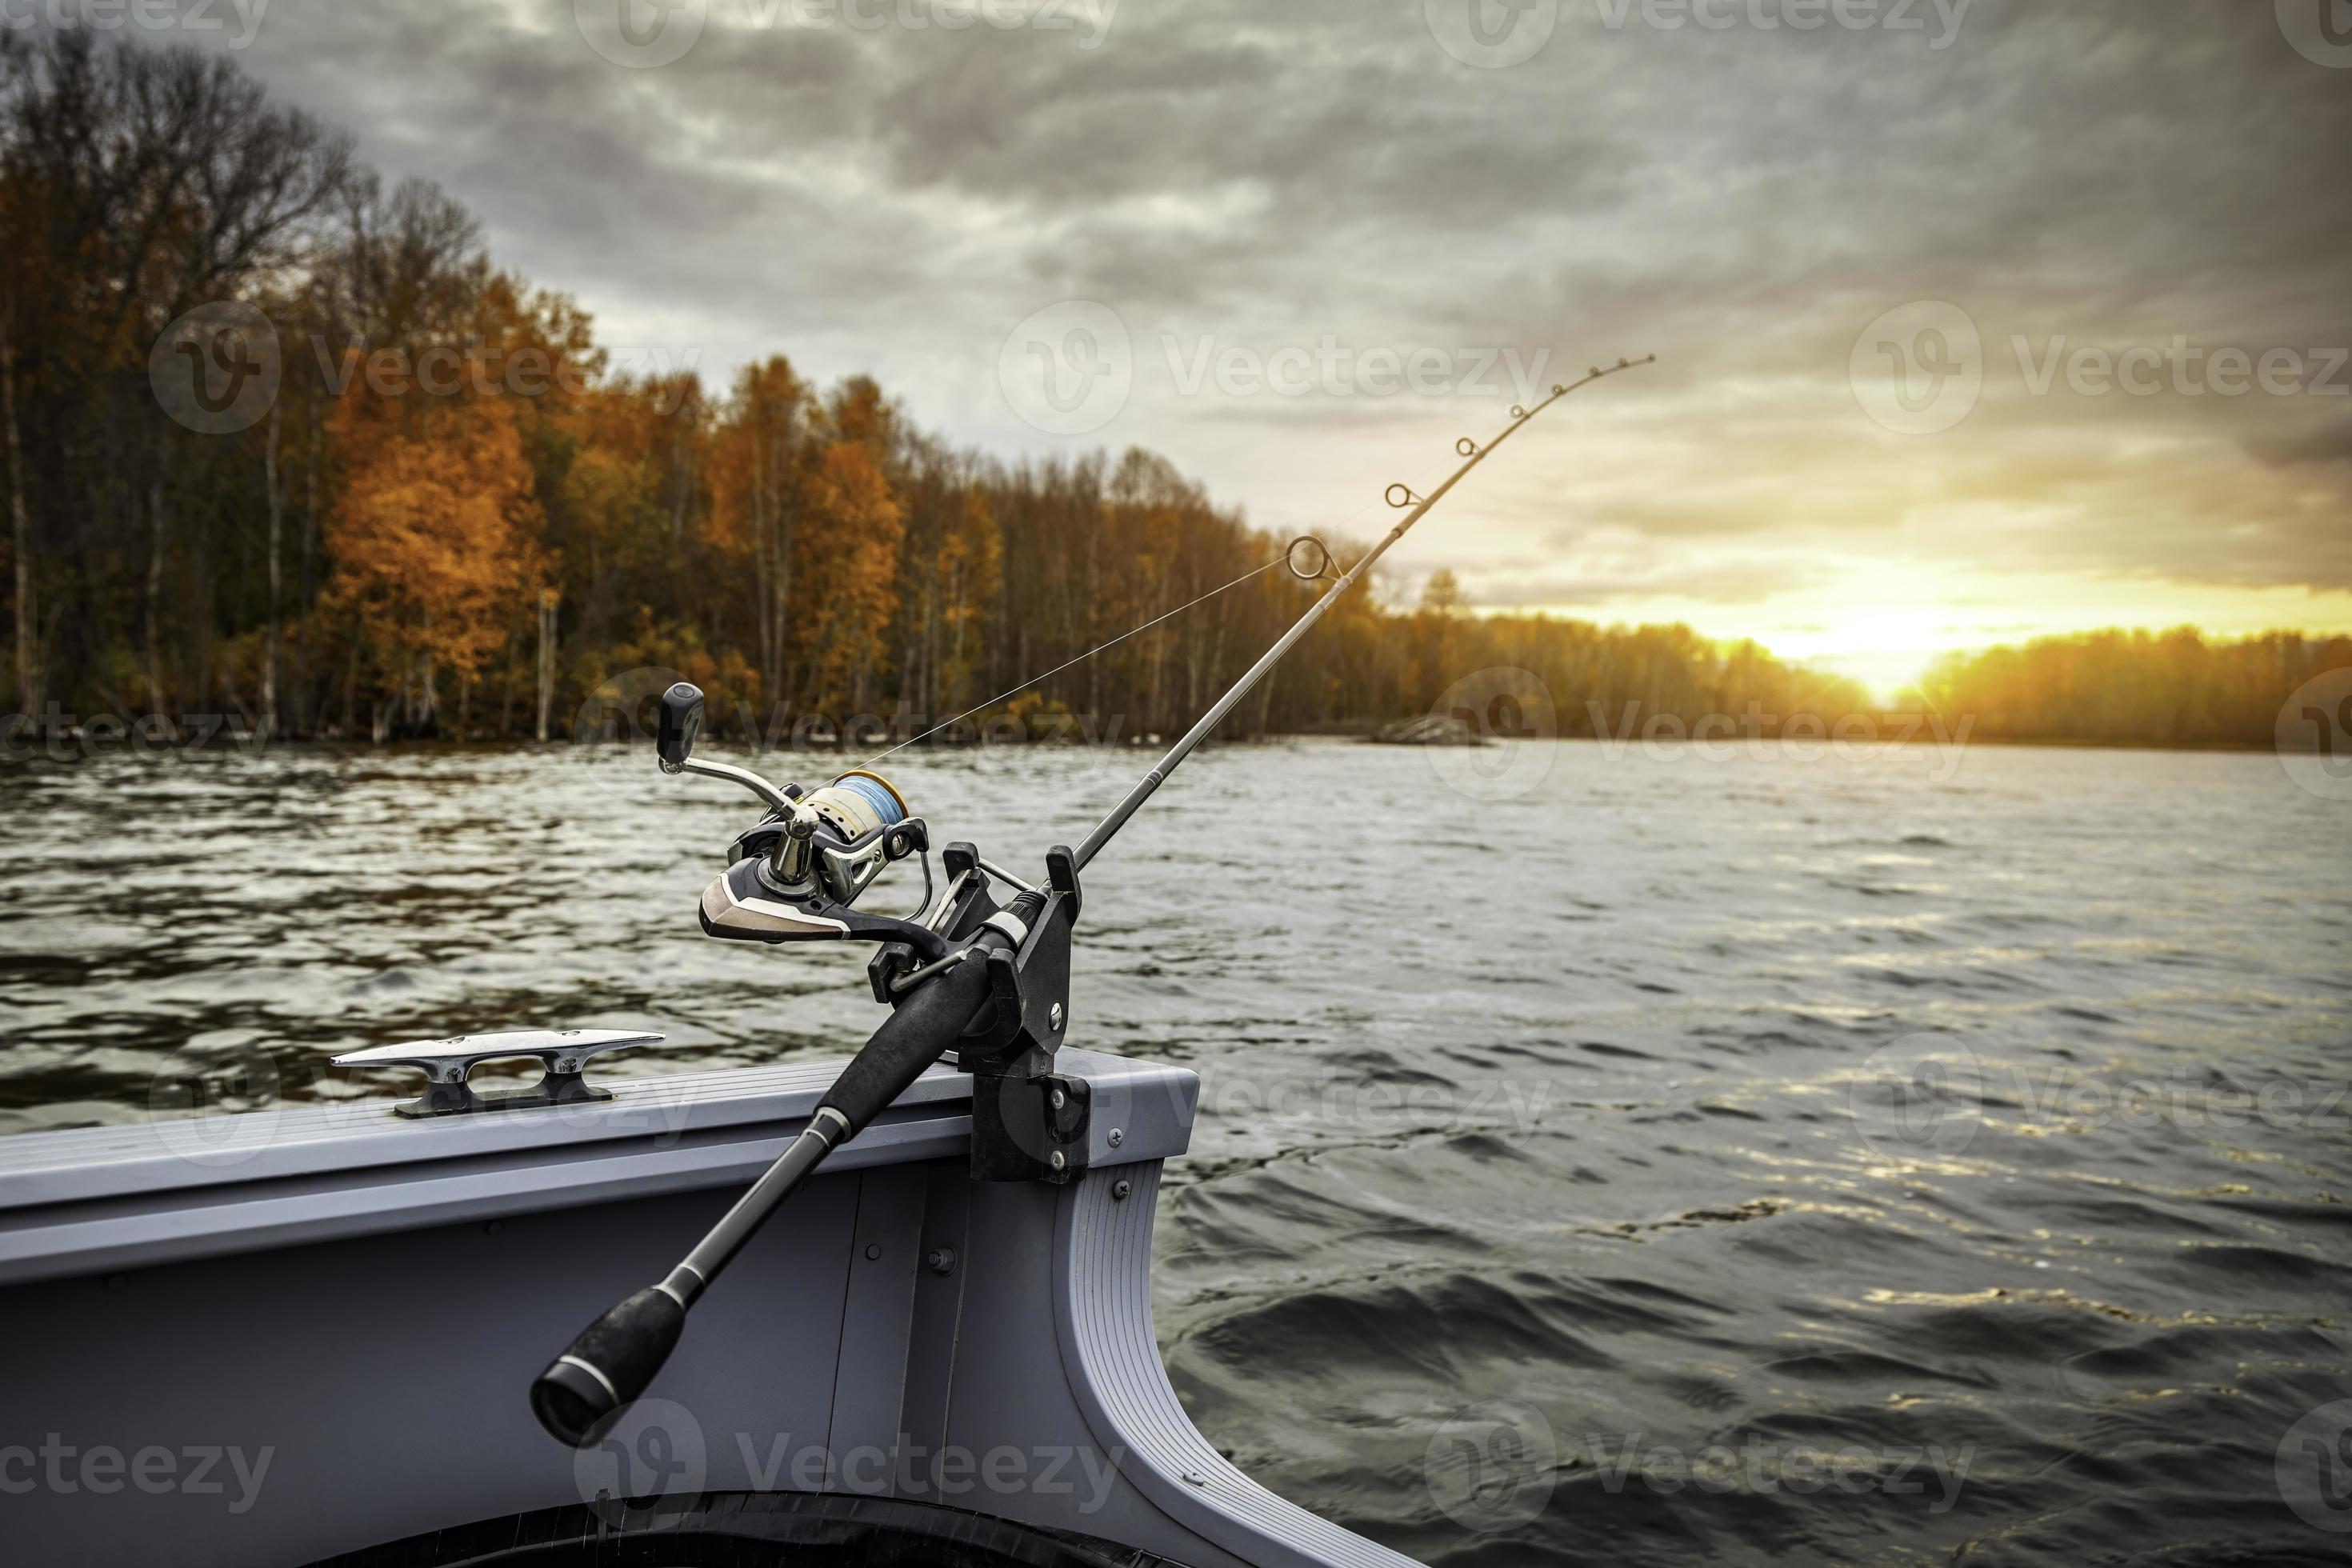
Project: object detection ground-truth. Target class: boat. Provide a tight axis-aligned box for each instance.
[0,361,1649,1566]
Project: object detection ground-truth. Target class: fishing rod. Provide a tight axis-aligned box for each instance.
[529,351,1656,1448]
[1076,354,1655,869]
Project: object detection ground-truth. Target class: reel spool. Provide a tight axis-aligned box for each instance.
[802,771,909,843]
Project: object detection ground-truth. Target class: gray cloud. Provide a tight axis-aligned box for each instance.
[138,0,2352,612]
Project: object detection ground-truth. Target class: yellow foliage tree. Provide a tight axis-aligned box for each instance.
[790,440,901,714]
[325,384,549,728]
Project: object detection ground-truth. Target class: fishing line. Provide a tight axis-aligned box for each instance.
[854,548,1305,768]
[861,357,1654,773]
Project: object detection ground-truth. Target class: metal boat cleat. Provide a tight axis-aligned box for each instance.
[330,1029,664,1118]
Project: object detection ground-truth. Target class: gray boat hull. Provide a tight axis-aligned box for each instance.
[0,1049,1424,1568]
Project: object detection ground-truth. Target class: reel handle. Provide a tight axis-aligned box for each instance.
[656,683,703,770]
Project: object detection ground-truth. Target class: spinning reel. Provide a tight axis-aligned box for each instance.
[656,684,972,968]
[651,680,1063,1006]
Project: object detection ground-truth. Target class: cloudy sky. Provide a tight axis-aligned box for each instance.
[137,0,2352,692]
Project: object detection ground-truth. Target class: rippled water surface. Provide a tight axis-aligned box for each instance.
[4,736,2349,1564]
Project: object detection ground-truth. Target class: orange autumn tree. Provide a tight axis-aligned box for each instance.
[790,440,902,714]
[934,482,1001,715]
[325,380,550,734]
[706,357,809,707]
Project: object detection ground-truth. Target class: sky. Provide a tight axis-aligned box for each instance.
[108,0,2352,696]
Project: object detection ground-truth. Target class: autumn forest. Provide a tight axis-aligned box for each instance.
[3,35,2344,758]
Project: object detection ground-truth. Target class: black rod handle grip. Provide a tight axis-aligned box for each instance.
[816,902,1035,1138]
[529,906,1033,1450]
[530,1286,686,1447]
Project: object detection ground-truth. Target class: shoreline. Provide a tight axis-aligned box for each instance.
[2,718,2298,762]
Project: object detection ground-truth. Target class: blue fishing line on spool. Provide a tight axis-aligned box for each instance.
[831,774,906,828]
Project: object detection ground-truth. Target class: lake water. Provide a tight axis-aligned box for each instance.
[3,734,2349,1564]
